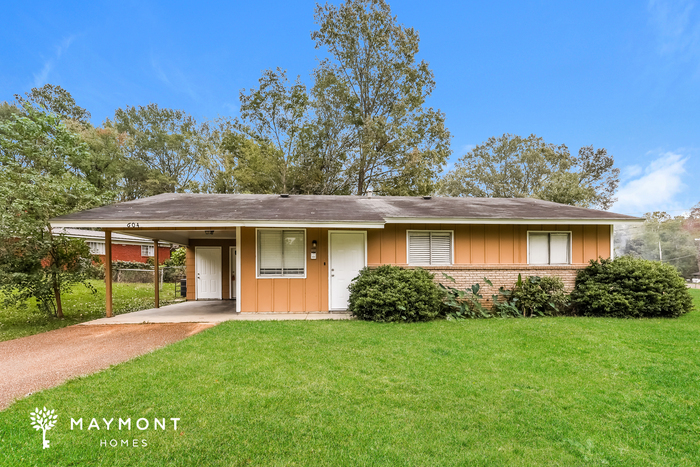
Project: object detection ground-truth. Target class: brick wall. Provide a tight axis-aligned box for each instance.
[408,264,582,308]
[97,244,171,264]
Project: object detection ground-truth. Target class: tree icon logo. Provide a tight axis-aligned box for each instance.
[29,407,58,449]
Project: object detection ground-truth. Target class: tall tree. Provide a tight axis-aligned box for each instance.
[238,68,310,194]
[108,104,207,195]
[0,106,103,317]
[15,84,91,124]
[311,0,451,195]
[439,134,620,210]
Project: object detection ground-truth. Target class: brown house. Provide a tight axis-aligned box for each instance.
[50,194,642,314]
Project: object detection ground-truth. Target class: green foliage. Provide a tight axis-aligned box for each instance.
[168,247,186,267]
[439,274,493,319]
[571,256,693,318]
[108,103,208,196]
[312,0,451,195]
[0,105,104,317]
[512,274,570,317]
[439,134,620,210]
[440,275,522,319]
[15,83,91,123]
[348,265,444,322]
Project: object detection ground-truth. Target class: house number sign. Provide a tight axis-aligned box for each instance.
[126,223,140,228]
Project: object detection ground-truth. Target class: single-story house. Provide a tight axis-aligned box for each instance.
[52,228,171,264]
[50,193,642,315]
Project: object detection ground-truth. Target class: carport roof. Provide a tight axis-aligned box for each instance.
[50,193,642,228]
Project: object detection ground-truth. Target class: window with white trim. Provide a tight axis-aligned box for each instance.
[528,232,571,265]
[141,245,154,257]
[257,229,305,277]
[407,231,453,265]
[87,241,105,255]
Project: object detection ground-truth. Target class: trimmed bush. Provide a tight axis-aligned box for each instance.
[348,265,444,322]
[512,275,570,317]
[571,256,693,318]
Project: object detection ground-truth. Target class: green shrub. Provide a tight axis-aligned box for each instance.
[571,256,693,318]
[348,265,444,322]
[512,275,570,317]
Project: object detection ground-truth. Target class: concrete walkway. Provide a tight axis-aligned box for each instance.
[82,300,352,324]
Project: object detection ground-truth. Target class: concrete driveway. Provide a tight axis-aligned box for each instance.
[82,300,352,324]
[0,323,213,410]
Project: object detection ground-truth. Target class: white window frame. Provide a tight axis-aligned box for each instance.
[406,230,454,266]
[141,245,154,257]
[87,241,105,255]
[527,231,572,265]
[255,228,307,279]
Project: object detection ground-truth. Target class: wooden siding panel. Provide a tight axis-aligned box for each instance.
[273,279,289,312]
[185,246,195,300]
[471,225,486,264]
[485,225,500,263]
[582,225,598,263]
[454,225,471,264]
[289,279,305,312]
[395,224,408,264]
[499,225,515,263]
[381,224,396,264]
[367,230,381,265]
[256,280,273,312]
[570,225,584,264]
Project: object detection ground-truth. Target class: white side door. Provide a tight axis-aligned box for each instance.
[330,232,366,310]
[230,246,236,299]
[196,247,221,300]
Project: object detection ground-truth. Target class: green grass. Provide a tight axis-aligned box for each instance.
[1,290,698,466]
[0,280,184,342]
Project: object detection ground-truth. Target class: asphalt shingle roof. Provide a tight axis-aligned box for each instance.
[51,193,640,224]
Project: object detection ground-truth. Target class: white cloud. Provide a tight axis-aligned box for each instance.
[151,55,200,101]
[612,152,687,214]
[33,36,75,88]
[648,0,700,58]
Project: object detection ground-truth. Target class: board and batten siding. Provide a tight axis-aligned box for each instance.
[239,227,331,313]
[366,224,611,266]
[191,224,611,312]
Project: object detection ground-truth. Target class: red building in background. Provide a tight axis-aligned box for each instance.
[52,228,171,264]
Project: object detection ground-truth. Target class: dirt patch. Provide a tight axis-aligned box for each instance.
[0,323,214,410]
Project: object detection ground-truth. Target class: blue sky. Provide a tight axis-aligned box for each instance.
[1,0,698,215]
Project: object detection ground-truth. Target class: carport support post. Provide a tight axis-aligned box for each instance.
[105,230,113,318]
[154,239,160,308]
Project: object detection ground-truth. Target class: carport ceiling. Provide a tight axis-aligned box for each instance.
[111,229,236,246]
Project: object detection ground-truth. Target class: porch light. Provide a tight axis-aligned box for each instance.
[205,230,215,235]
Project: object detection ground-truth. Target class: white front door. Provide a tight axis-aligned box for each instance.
[330,232,366,310]
[196,247,221,300]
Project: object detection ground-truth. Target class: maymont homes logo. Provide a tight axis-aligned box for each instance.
[29,407,181,449]
[29,407,58,449]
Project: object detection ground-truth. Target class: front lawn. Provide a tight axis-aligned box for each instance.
[0,280,184,342]
[1,290,698,466]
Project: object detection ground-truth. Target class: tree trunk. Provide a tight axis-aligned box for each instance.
[53,275,63,319]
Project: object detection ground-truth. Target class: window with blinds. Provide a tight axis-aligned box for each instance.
[407,231,453,265]
[87,241,105,255]
[141,245,154,257]
[258,229,305,277]
[528,232,571,265]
